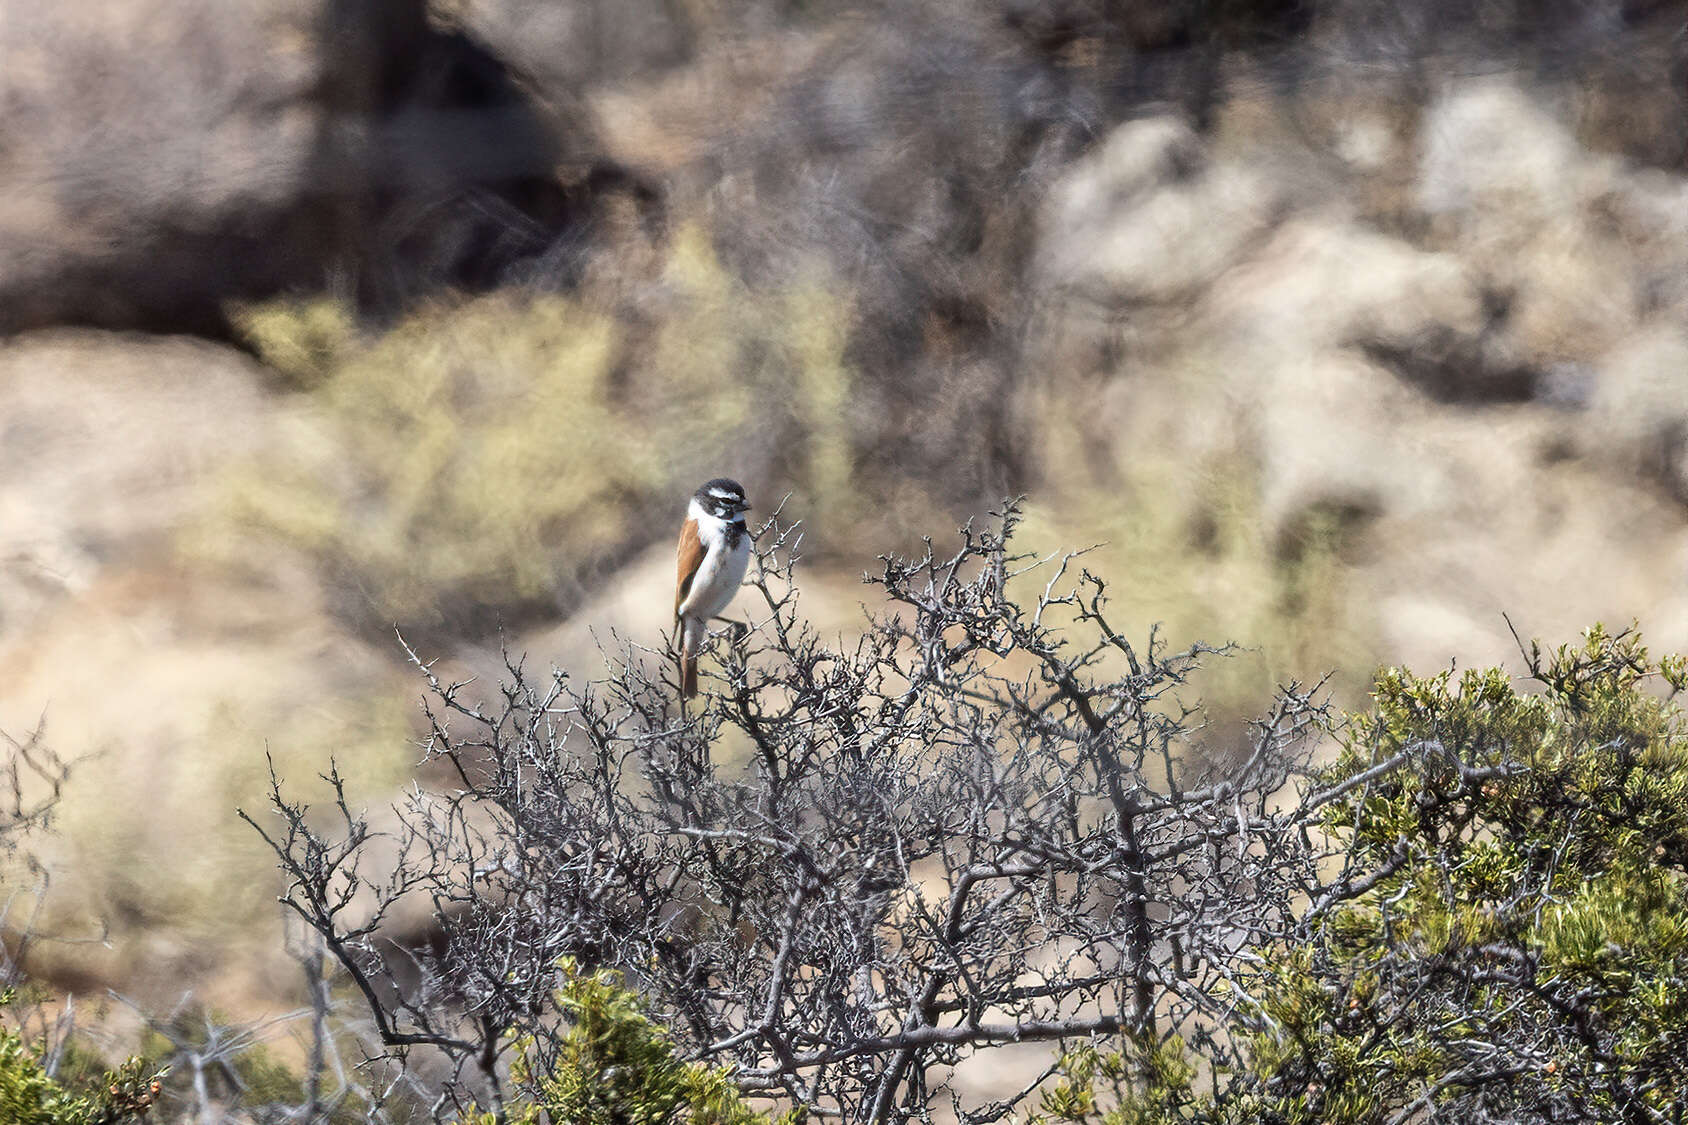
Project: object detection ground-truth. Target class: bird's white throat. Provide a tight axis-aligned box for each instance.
[688,497,744,542]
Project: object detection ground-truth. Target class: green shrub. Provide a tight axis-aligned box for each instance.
[1034,1039,1210,1125]
[1036,625,1688,1123]
[212,291,647,632]
[476,962,791,1125]
[0,995,165,1125]
[542,962,785,1125]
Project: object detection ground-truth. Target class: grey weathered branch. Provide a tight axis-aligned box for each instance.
[247,500,1335,1121]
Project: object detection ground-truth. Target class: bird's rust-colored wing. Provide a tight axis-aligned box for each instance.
[675,516,704,615]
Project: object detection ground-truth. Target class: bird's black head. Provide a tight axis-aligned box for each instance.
[695,477,751,521]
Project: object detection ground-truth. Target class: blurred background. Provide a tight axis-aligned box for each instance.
[1,0,1686,1067]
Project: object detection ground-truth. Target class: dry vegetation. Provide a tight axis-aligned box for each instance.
[206,227,857,637]
[0,0,1685,1114]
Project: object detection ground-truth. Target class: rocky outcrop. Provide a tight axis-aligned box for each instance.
[1029,78,1688,674]
[1038,118,1281,307]
[0,0,600,335]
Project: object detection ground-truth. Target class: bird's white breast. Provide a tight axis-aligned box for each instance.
[679,504,750,622]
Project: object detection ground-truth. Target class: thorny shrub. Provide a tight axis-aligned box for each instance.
[249,504,1688,1124]
[247,501,1330,1121]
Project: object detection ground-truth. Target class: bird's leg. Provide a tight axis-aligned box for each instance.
[712,616,751,646]
[675,625,690,716]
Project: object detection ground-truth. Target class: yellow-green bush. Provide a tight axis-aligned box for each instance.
[227,296,360,391]
[209,227,858,634]
[537,962,790,1125]
[1034,626,1688,1123]
[472,962,793,1125]
[0,995,164,1125]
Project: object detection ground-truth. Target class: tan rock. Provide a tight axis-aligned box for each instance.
[0,1,323,330]
[1586,323,1688,500]
[1496,225,1641,363]
[1038,117,1280,305]
[1417,80,1596,230]
[0,332,270,637]
[0,0,598,332]
[1376,594,1511,678]
[1251,352,1431,550]
[1209,216,1486,362]
[0,330,417,1017]
[0,560,417,1016]
[1414,79,1687,363]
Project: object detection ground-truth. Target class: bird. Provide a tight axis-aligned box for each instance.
[674,477,752,698]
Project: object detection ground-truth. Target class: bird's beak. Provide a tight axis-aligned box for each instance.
[737,501,753,513]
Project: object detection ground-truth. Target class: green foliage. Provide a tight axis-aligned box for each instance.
[1271,625,1688,1121]
[1033,1039,1214,1125]
[1038,625,1688,1123]
[0,1028,89,1125]
[221,1038,312,1110]
[492,961,789,1125]
[212,228,859,632]
[0,995,165,1125]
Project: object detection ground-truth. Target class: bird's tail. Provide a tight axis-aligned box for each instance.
[679,618,701,699]
[681,651,699,699]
